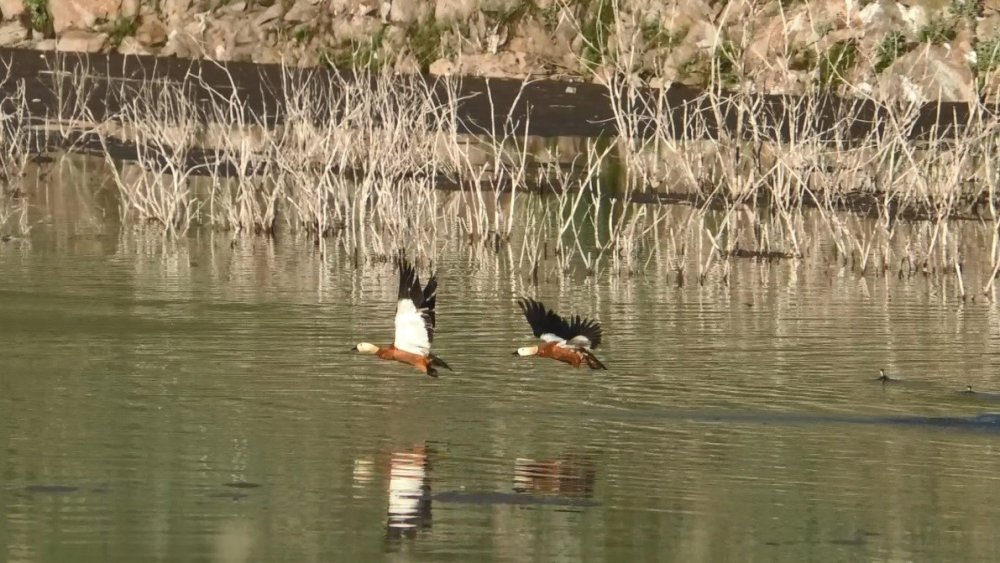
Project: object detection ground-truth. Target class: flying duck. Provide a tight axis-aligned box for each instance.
[352,258,452,377]
[513,297,607,370]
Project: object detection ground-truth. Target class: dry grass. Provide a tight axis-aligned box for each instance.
[1,10,999,301]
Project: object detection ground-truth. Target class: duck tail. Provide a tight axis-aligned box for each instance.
[582,350,607,370]
[429,354,452,372]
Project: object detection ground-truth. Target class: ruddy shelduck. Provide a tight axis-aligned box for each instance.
[352,258,452,377]
[513,297,607,370]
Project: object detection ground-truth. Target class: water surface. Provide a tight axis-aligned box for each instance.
[4,226,1000,562]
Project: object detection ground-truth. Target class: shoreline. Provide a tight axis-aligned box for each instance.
[0,46,997,142]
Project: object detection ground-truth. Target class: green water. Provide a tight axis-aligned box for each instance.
[4,226,1000,562]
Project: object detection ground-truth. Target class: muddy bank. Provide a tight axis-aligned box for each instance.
[1,47,998,143]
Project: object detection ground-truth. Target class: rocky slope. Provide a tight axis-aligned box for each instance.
[1,0,998,102]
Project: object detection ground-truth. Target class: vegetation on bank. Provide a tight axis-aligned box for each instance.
[5,0,1000,98]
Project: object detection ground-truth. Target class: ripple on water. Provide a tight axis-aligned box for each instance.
[5,237,1000,561]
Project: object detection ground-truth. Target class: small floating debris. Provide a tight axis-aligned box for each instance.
[957,386,1000,401]
[876,368,899,384]
[208,492,249,501]
[24,484,79,494]
[222,482,261,489]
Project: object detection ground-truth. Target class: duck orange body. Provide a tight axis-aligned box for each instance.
[514,298,607,370]
[374,346,438,374]
[532,340,605,369]
[353,258,452,377]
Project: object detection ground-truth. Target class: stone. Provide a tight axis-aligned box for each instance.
[394,52,421,73]
[253,3,284,27]
[204,21,236,59]
[56,29,109,52]
[233,19,260,45]
[743,7,817,70]
[117,35,151,55]
[284,0,317,22]
[0,18,26,45]
[388,0,431,24]
[897,3,927,36]
[429,57,454,75]
[35,38,56,49]
[162,0,192,27]
[251,44,283,64]
[329,15,382,42]
[160,30,201,58]
[51,0,122,34]
[977,14,1000,41]
[134,17,166,46]
[120,0,139,18]
[0,0,24,20]
[878,45,977,103]
[434,0,476,24]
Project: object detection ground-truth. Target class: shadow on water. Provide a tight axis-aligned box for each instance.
[625,407,1000,434]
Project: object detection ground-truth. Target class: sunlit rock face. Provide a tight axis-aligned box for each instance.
[2,0,993,102]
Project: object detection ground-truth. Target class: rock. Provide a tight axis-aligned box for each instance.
[0,0,24,20]
[120,0,139,18]
[329,15,382,42]
[160,30,201,58]
[134,17,166,46]
[252,44,283,64]
[976,14,1000,41]
[253,3,284,27]
[284,0,317,22]
[56,30,109,52]
[389,0,431,24]
[434,0,518,23]
[162,0,192,28]
[0,19,27,45]
[429,57,454,75]
[51,0,122,34]
[897,3,927,36]
[878,44,977,102]
[233,19,260,45]
[204,20,236,59]
[117,35,151,55]
[35,38,56,50]
[518,18,567,62]
[394,52,421,73]
[434,0,476,24]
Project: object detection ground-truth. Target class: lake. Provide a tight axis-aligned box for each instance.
[4,211,1000,562]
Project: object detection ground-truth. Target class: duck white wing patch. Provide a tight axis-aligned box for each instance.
[394,299,431,356]
[565,335,593,348]
[540,333,565,343]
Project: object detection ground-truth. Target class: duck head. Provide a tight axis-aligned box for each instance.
[353,342,379,354]
[513,345,539,357]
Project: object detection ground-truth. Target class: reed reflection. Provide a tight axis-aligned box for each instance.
[385,443,433,542]
[513,453,596,498]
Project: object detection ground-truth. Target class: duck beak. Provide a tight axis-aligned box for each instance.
[511,350,519,356]
[349,347,358,352]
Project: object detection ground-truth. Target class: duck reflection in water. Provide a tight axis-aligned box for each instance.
[385,444,433,542]
[513,453,596,498]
